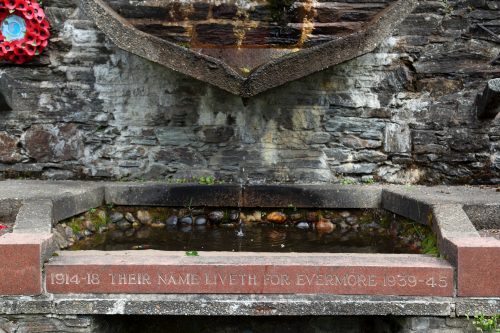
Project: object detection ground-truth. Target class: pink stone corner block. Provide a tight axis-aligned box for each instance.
[0,233,54,295]
[453,237,500,297]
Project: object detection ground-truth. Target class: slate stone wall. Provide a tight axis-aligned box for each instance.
[0,0,498,184]
[0,314,480,333]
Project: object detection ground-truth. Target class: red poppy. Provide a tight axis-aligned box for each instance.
[0,0,49,64]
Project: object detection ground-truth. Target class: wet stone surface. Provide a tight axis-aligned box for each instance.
[57,207,437,254]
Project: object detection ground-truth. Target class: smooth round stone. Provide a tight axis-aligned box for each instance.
[180,216,193,225]
[295,221,310,229]
[125,212,137,223]
[110,212,124,223]
[290,213,303,221]
[266,212,287,224]
[346,216,358,225]
[229,210,240,221]
[315,218,336,233]
[166,215,178,226]
[194,216,207,225]
[340,211,351,218]
[208,211,224,223]
[132,221,141,229]
[252,211,262,222]
[117,220,132,230]
[64,226,74,238]
[137,210,152,225]
[151,221,166,228]
[83,229,93,237]
[85,220,96,232]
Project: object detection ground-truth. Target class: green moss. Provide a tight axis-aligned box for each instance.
[68,219,82,234]
[88,210,109,230]
[421,234,439,256]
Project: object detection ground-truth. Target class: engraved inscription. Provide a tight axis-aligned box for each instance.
[47,270,451,291]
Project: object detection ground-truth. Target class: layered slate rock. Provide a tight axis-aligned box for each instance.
[80,0,417,96]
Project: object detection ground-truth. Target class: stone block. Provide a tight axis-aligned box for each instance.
[46,252,453,296]
[0,233,54,295]
[453,237,500,297]
[242,185,382,208]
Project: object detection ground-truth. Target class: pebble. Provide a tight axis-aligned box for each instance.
[295,221,310,229]
[266,212,287,224]
[229,210,240,222]
[315,218,336,233]
[110,212,124,223]
[98,226,108,233]
[125,212,137,223]
[208,211,224,223]
[166,215,178,226]
[85,220,96,232]
[340,211,351,218]
[137,210,152,225]
[252,211,262,222]
[346,216,358,226]
[180,216,193,225]
[64,226,74,238]
[194,216,207,225]
[132,221,141,229]
[151,221,166,228]
[84,229,93,237]
[290,213,303,221]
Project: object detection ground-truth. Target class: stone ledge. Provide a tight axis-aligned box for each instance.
[0,294,459,316]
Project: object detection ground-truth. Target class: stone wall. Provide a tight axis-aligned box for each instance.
[0,0,499,184]
[0,315,480,333]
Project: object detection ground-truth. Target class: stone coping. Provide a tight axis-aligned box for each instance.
[0,294,497,317]
[0,181,499,315]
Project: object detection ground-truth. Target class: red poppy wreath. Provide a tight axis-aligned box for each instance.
[0,0,49,64]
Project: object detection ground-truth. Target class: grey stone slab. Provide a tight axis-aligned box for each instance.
[431,205,479,241]
[242,185,383,208]
[381,189,433,225]
[51,187,105,222]
[0,181,103,203]
[382,186,500,207]
[0,294,455,316]
[13,199,54,234]
[105,183,242,207]
[455,298,500,317]
[462,204,500,229]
